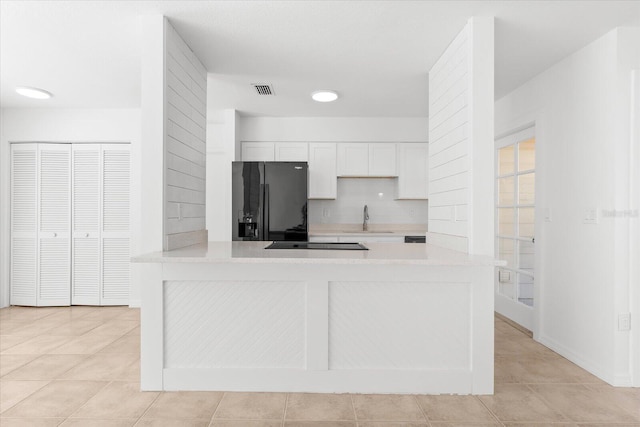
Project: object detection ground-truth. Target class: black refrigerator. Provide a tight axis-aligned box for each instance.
[232,161,308,241]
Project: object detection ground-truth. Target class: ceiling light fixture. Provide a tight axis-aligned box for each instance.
[311,90,338,102]
[15,86,53,99]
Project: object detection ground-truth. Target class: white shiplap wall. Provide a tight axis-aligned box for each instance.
[164,23,208,250]
[428,26,469,240]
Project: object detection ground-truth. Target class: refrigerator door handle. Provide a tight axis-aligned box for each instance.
[263,184,270,240]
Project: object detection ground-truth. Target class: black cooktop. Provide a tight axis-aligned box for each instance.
[264,241,368,250]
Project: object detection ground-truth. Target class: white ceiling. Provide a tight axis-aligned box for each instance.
[1,1,639,117]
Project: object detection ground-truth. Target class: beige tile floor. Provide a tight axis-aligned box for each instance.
[0,306,638,426]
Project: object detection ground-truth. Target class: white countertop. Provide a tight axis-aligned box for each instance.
[132,241,504,266]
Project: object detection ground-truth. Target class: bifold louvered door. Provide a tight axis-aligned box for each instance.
[72,144,130,306]
[11,143,71,306]
[100,144,130,305]
[11,143,130,307]
[71,145,101,305]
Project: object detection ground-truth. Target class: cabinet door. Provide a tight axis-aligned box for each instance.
[397,143,429,199]
[308,143,337,199]
[337,143,368,176]
[10,144,38,306]
[369,143,397,176]
[101,145,130,305]
[275,142,308,161]
[242,142,275,161]
[72,145,101,305]
[38,144,71,306]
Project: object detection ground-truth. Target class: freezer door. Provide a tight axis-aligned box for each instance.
[264,162,308,241]
[231,162,264,241]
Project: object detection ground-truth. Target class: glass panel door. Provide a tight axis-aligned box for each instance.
[496,130,536,329]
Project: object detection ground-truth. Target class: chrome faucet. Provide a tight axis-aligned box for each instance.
[363,205,369,231]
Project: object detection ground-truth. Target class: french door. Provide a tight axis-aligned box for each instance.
[495,127,536,330]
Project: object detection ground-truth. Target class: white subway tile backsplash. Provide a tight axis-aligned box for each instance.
[308,178,428,225]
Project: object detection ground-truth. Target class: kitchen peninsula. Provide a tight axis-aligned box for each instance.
[133,241,502,395]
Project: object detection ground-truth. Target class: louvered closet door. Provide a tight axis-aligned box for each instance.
[71,145,101,305]
[101,144,130,305]
[38,144,71,306]
[11,144,38,306]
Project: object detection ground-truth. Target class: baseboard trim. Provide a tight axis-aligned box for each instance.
[538,334,616,386]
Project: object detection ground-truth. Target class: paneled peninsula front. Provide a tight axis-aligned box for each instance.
[133,241,502,395]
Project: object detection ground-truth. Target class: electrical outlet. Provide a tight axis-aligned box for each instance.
[323,208,330,218]
[618,313,631,331]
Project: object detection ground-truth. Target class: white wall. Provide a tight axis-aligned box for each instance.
[164,22,208,250]
[240,117,428,143]
[0,108,141,308]
[427,17,494,255]
[495,27,640,386]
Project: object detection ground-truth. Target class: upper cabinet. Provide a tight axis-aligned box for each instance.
[337,143,397,177]
[308,143,337,199]
[241,142,275,161]
[241,142,308,162]
[396,143,429,199]
[336,143,368,176]
[368,143,397,176]
[275,142,308,161]
[239,141,427,200]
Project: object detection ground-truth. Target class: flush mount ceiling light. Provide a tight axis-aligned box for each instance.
[15,86,53,99]
[311,90,338,102]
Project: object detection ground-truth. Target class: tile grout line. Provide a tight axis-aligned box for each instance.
[131,384,163,427]
[206,391,224,427]
[350,394,358,425]
[413,394,432,426]
[282,392,290,427]
[475,394,505,426]
[523,383,575,423]
[209,391,226,425]
[0,378,52,415]
[64,379,115,422]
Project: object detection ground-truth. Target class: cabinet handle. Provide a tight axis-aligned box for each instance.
[53,233,57,237]
[85,233,90,238]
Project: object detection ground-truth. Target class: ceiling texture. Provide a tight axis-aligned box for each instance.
[1,0,639,117]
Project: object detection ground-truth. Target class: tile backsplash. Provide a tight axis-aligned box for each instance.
[309,178,428,225]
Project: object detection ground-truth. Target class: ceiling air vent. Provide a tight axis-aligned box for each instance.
[252,84,274,95]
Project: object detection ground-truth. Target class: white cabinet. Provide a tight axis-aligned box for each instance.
[10,143,130,307]
[337,143,397,177]
[368,143,397,176]
[396,143,429,199]
[275,142,308,161]
[242,142,308,162]
[308,143,337,199]
[241,142,275,161]
[337,143,368,176]
[11,143,71,306]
